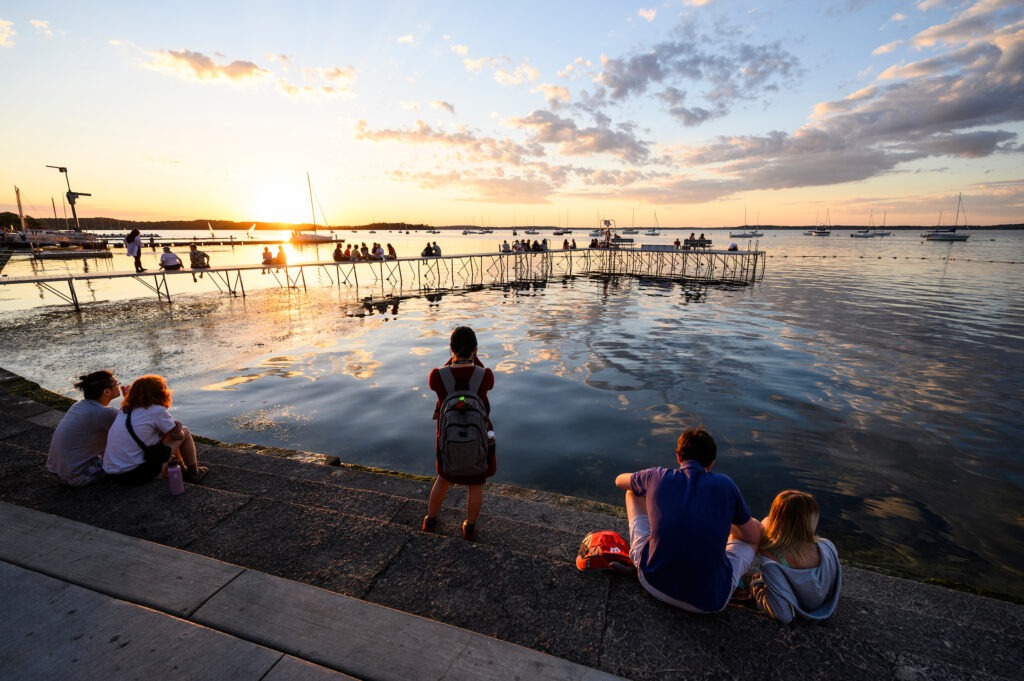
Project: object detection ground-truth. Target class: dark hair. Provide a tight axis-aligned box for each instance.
[676,426,717,467]
[125,228,140,243]
[74,370,117,400]
[450,326,478,359]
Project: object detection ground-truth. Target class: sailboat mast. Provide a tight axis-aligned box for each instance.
[15,186,26,232]
[307,172,316,230]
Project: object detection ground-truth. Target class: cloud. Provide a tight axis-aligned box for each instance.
[534,83,571,109]
[355,119,544,165]
[397,35,414,44]
[508,110,652,163]
[595,21,800,126]
[558,57,593,79]
[319,65,356,84]
[638,8,657,22]
[891,13,907,22]
[0,19,14,47]
[430,100,456,114]
[668,2,1024,198]
[873,41,903,55]
[30,19,52,37]
[149,49,270,83]
[450,43,468,56]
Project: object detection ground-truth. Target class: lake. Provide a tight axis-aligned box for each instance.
[2,227,1022,600]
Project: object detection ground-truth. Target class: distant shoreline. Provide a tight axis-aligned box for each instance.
[25,218,1024,232]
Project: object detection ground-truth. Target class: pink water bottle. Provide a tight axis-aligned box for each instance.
[168,461,185,495]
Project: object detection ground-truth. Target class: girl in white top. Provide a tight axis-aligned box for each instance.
[103,374,208,485]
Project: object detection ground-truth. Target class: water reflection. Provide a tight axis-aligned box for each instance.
[2,230,1023,599]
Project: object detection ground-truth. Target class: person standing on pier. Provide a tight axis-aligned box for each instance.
[46,370,123,486]
[615,426,761,613]
[125,229,145,272]
[423,326,496,542]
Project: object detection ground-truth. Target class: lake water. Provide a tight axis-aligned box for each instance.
[2,227,1022,600]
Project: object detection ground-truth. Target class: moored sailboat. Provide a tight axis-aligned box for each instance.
[922,194,970,242]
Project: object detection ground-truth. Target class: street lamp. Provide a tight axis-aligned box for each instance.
[46,165,91,232]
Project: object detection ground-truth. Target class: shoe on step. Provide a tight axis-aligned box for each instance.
[461,520,476,542]
[422,516,437,533]
[183,465,209,483]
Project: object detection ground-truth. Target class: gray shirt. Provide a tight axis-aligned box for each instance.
[754,538,842,624]
[46,399,117,486]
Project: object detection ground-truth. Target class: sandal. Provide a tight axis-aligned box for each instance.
[183,465,209,484]
[421,516,437,533]
[461,520,476,542]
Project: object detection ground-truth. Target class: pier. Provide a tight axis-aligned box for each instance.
[0,247,765,312]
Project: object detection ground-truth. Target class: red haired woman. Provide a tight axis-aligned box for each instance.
[103,374,208,485]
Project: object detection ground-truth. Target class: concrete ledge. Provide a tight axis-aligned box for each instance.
[0,502,624,681]
[0,502,243,618]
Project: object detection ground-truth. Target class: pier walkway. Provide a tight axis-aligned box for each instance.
[0,247,765,312]
[0,369,1020,680]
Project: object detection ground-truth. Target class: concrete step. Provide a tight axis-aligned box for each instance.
[0,502,623,681]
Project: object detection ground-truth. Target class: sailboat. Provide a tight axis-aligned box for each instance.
[730,207,763,238]
[290,173,335,243]
[922,194,970,242]
[805,209,832,236]
[850,211,892,238]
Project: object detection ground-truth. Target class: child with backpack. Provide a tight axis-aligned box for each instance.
[423,326,495,541]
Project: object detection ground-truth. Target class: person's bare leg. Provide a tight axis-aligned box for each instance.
[624,489,648,523]
[426,476,450,519]
[466,484,483,524]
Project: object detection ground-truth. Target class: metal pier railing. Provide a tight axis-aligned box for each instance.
[0,247,765,312]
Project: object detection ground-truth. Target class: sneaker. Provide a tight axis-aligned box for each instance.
[421,516,437,533]
[183,465,209,483]
[461,520,476,542]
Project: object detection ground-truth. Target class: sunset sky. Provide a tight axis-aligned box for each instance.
[1,1,1021,228]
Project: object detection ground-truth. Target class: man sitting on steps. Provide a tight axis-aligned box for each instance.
[46,370,123,487]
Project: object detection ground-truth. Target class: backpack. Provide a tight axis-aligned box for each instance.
[436,365,489,477]
[575,530,635,574]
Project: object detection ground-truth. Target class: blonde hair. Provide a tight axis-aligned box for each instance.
[761,490,819,555]
[122,374,173,411]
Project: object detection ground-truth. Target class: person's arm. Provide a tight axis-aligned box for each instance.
[731,516,762,547]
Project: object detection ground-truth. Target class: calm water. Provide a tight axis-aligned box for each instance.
[2,228,1022,599]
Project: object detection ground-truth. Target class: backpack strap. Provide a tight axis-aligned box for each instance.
[123,408,148,453]
[439,364,485,395]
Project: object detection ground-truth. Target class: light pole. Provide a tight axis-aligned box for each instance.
[46,165,91,232]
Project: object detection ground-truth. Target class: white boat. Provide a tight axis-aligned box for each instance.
[290,173,335,243]
[922,194,970,242]
[524,228,539,235]
[644,229,660,236]
[730,208,763,238]
[851,211,892,238]
[552,229,572,236]
[589,229,602,237]
[805,210,832,236]
[622,228,638,234]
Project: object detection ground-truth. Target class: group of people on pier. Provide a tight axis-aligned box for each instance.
[45,325,839,625]
[333,242,397,262]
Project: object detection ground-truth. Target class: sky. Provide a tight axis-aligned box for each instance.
[1,0,1022,228]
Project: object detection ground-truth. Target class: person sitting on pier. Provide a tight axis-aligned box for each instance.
[728,242,738,252]
[501,240,511,253]
[423,326,496,542]
[563,239,570,250]
[373,243,386,260]
[571,238,577,249]
[674,237,682,249]
[749,490,841,624]
[432,241,442,257]
[189,244,210,281]
[333,243,345,262]
[386,243,398,260]
[615,426,761,613]
[421,242,434,257]
[274,245,287,268]
[159,246,184,271]
[102,374,208,485]
[46,370,123,487]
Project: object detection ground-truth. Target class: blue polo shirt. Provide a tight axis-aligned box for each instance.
[630,460,752,611]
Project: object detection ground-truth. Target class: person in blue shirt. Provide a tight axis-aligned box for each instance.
[615,426,761,613]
